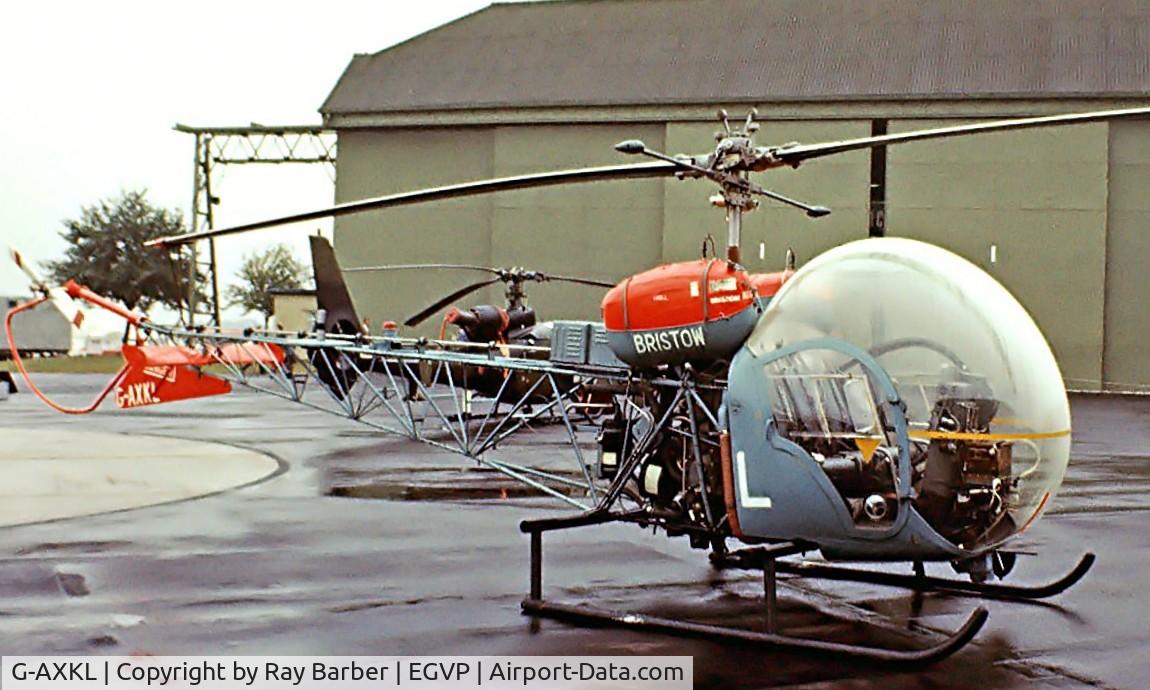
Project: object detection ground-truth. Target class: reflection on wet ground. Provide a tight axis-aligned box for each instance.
[1,377,1148,688]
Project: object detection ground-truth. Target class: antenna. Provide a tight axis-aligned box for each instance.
[744,108,759,134]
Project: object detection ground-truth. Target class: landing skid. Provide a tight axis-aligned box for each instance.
[520,514,988,665]
[521,598,987,666]
[713,548,1095,601]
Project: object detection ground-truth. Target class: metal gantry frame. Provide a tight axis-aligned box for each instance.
[174,124,337,326]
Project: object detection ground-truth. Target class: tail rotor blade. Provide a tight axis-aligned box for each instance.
[9,247,86,329]
[10,247,48,291]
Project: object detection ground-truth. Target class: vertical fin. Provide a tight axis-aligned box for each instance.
[309,235,363,335]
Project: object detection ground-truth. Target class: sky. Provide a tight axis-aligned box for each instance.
[0,0,495,321]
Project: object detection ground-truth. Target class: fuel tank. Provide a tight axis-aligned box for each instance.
[601,259,790,369]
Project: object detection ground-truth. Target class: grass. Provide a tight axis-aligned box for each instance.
[0,353,124,374]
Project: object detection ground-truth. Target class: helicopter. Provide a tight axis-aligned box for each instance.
[305,232,618,403]
[10,104,1150,664]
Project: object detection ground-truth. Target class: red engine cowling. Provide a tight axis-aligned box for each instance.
[602,259,788,369]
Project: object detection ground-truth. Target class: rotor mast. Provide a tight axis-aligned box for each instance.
[726,207,742,263]
[713,110,758,264]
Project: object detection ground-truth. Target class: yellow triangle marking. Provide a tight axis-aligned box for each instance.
[855,436,882,463]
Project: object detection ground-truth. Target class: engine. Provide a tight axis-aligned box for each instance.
[597,382,728,549]
[913,388,1015,547]
[449,305,537,343]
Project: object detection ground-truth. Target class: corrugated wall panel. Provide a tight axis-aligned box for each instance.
[490,123,667,322]
[333,128,496,331]
[331,111,1144,390]
[887,120,1109,388]
[1103,120,1150,391]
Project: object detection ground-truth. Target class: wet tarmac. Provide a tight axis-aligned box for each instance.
[1,374,1149,689]
[0,428,280,526]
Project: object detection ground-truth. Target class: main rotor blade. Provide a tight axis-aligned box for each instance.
[344,263,499,275]
[148,161,680,248]
[404,277,502,328]
[347,265,618,288]
[774,106,1150,166]
[543,274,617,289]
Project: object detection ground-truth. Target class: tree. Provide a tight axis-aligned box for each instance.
[48,190,201,314]
[226,244,309,328]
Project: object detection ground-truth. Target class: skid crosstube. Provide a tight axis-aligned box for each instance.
[520,516,989,666]
[713,548,1095,601]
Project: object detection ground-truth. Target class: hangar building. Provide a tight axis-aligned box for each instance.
[319,0,1150,392]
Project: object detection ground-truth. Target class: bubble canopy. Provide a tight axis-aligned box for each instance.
[744,238,1070,551]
